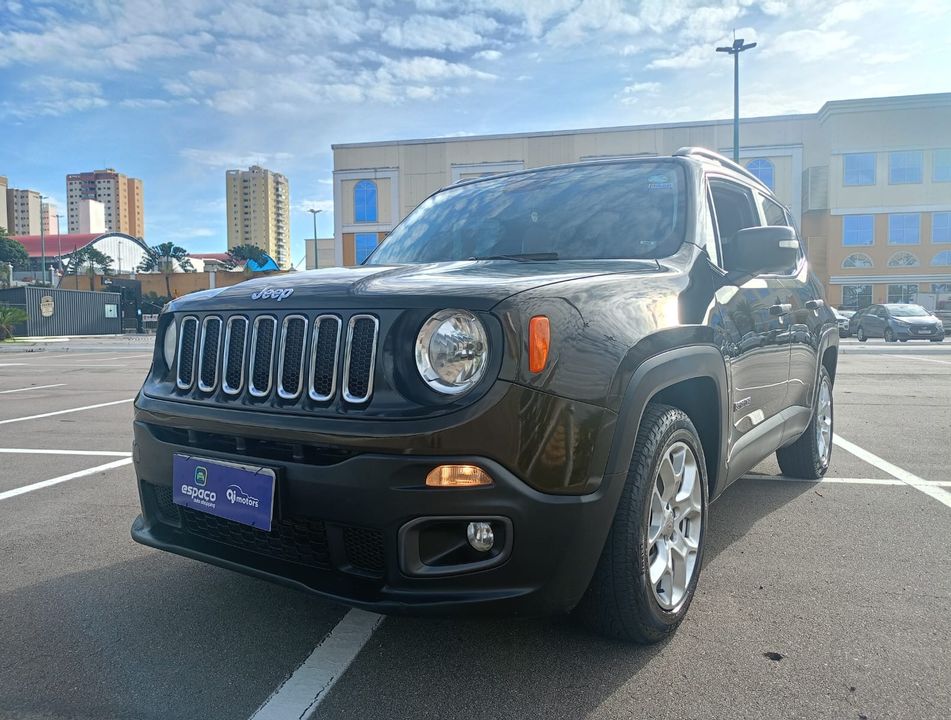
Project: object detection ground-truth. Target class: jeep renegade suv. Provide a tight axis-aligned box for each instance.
[131,148,838,643]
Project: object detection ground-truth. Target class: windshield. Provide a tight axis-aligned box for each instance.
[886,304,929,317]
[367,161,686,264]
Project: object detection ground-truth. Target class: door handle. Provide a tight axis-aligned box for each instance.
[769,303,792,316]
[805,299,825,310]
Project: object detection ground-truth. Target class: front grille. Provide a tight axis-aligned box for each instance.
[277,316,307,399]
[176,316,199,389]
[198,316,222,392]
[342,315,379,403]
[171,311,379,407]
[150,485,384,577]
[249,316,277,396]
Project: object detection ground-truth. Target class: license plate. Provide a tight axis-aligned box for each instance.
[916,327,929,334]
[172,454,276,531]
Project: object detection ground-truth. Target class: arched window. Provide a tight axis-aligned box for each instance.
[354,180,378,223]
[747,158,775,190]
[887,251,919,267]
[931,250,951,266]
[842,252,873,268]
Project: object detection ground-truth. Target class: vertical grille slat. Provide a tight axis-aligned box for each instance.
[342,315,379,404]
[176,316,199,389]
[277,316,308,399]
[222,317,248,395]
[249,316,277,397]
[309,315,342,402]
[198,316,222,392]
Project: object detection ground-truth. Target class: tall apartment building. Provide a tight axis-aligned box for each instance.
[226,165,291,269]
[0,176,8,231]
[332,92,951,307]
[66,168,144,237]
[5,187,41,235]
[41,202,59,235]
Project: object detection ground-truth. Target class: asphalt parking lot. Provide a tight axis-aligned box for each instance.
[1,337,948,720]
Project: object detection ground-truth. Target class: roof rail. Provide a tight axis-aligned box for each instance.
[673,147,770,191]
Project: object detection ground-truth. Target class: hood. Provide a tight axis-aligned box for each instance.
[167,260,663,312]
[893,315,937,325]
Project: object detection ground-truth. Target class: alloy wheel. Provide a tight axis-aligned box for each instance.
[815,377,833,467]
[646,441,703,611]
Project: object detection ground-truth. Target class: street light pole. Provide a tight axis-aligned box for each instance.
[716,37,757,163]
[56,214,64,269]
[308,208,323,269]
[39,195,48,286]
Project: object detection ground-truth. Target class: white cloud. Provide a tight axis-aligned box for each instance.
[382,14,498,52]
[764,29,856,60]
[180,148,293,169]
[474,49,503,61]
[616,81,662,105]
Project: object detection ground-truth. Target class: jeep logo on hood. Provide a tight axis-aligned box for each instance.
[250,287,294,301]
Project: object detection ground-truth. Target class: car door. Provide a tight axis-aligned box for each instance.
[758,196,822,410]
[865,305,885,337]
[708,178,792,445]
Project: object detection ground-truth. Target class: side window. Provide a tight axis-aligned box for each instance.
[760,196,787,226]
[709,179,759,270]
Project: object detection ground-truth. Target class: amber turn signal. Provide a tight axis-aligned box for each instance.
[529,315,550,373]
[426,465,493,487]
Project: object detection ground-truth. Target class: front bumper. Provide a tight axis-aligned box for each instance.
[892,324,944,340]
[130,384,623,616]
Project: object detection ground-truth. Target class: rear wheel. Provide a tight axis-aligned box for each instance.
[857,326,867,342]
[776,367,833,479]
[576,404,707,644]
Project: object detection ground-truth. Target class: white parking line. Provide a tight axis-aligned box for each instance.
[833,434,951,509]
[0,458,133,501]
[0,398,133,426]
[902,355,951,366]
[0,448,132,457]
[0,383,67,394]
[250,609,382,720]
[748,475,951,487]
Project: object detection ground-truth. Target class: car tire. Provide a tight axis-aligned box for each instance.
[931,338,944,343]
[576,403,708,644]
[857,326,867,342]
[776,367,834,480]
[885,328,896,342]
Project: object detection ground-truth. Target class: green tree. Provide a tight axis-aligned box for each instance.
[138,242,194,298]
[0,227,30,272]
[0,304,29,340]
[227,243,267,267]
[66,246,114,291]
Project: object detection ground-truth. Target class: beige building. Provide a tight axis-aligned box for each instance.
[5,187,42,235]
[332,92,951,307]
[66,168,144,237]
[226,165,291,269]
[304,237,336,270]
[0,176,7,231]
[41,202,59,235]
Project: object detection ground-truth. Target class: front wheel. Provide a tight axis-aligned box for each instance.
[777,367,833,479]
[857,326,867,342]
[576,404,708,643]
[931,338,944,343]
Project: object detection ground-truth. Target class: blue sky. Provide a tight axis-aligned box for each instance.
[1,0,948,266]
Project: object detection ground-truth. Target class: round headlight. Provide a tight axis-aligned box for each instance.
[415,309,488,395]
[163,318,177,370]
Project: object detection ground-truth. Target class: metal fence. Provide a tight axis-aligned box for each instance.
[0,286,124,337]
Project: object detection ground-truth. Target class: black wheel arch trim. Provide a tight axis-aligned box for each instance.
[603,344,730,500]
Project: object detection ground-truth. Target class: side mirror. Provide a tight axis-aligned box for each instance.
[725,225,799,278]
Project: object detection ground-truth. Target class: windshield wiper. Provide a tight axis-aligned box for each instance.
[468,252,560,262]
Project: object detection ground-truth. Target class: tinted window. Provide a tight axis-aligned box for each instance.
[368,162,687,264]
[843,153,876,186]
[843,215,874,246]
[760,196,787,226]
[889,151,923,184]
[885,304,929,317]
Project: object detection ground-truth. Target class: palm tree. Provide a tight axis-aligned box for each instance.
[0,304,29,340]
[139,242,194,298]
[227,244,266,274]
[66,247,114,290]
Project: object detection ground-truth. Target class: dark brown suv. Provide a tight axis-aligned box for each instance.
[131,148,838,642]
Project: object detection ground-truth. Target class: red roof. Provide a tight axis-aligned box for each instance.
[12,234,100,257]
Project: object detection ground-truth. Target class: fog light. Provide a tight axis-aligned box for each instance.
[467,522,494,552]
[426,464,492,487]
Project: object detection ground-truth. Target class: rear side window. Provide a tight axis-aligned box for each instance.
[760,196,787,226]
